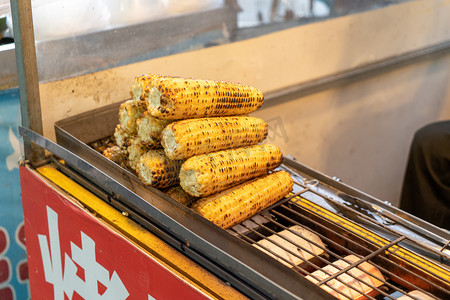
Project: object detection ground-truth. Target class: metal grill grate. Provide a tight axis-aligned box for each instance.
[228,166,450,300]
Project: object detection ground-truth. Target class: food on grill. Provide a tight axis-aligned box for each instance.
[306,255,385,300]
[165,186,197,206]
[191,171,293,229]
[136,111,173,148]
[114,125,131,148]
[127,137,152,170]
[136,149,183,189]
[161,116,268,160]
[144,76,264,119]
[131,74,174,101]
[102,146,127,167]
[253,225,325,268]
[118,99,147,135]
[90,136,116,154]
[398,290,436,300]
[179,144,283,197]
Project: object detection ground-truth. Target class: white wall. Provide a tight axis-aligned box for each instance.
[253,55,450,205]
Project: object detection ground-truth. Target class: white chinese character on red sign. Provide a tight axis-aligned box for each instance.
[38,206,129,299]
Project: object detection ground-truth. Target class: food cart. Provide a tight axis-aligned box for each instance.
[9,0,450,298]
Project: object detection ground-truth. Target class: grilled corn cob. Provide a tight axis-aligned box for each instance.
[165,186,197,206]
[179,144,283,197]
[102,146,128,168]
[127,137,152,170]
[145,76,264,119]
[118,99,147,135]
[114,125,131,148]
[161,116,268,160]
[130,74,175,101]
[192,171,293,229]
[136,149,183,189]
[136,111,173,148]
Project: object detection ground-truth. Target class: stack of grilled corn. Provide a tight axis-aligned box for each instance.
[103,74,293,229]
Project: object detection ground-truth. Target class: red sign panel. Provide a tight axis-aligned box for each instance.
[20,166,209,300]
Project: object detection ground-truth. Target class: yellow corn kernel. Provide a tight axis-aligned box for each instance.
[192,171,293,229]
[145,76,264,119]
[130,74,175,101]
[136,149,184,189]
[102,146,128,168]
[127,137,152,171]
[114,124,131,148]
[165,186,197,206]
[118,99,147,135]
[161,116,268,160]
[136,111,173,149]
[179,144,283,197]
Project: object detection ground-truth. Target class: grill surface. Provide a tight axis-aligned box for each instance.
[42,101,450,299]
[229,164,450,299]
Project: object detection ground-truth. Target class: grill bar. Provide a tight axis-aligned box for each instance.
[289,173,450,272]
[441,240,450,253]
[228,169,450,300]
[251,208,395,298]
[234,229,308,273]
[287,194,450,287]
[315,236,404,285]
[269,209,354,257]
[237,226,373,300]
[239,219,393,300]
[284,164,450,261]
[292,178,450,263]
[251,220,330,267]
[282,198,450,297]
[268,209,414,299]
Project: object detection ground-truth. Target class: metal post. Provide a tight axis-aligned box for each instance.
[10,0,44,165]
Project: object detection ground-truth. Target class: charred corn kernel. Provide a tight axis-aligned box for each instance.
[127,137,152,170]
[136,149,184,189]
[192,171,293,229]
[179,144,283,197]
[130,74,175,101]
[114,124,131,148]
[165,186,197,206]
[102,146,128,168]
[145,76,264,119]
[136,111,173,148]
[161,116,268,160]
[118,99,147,135]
